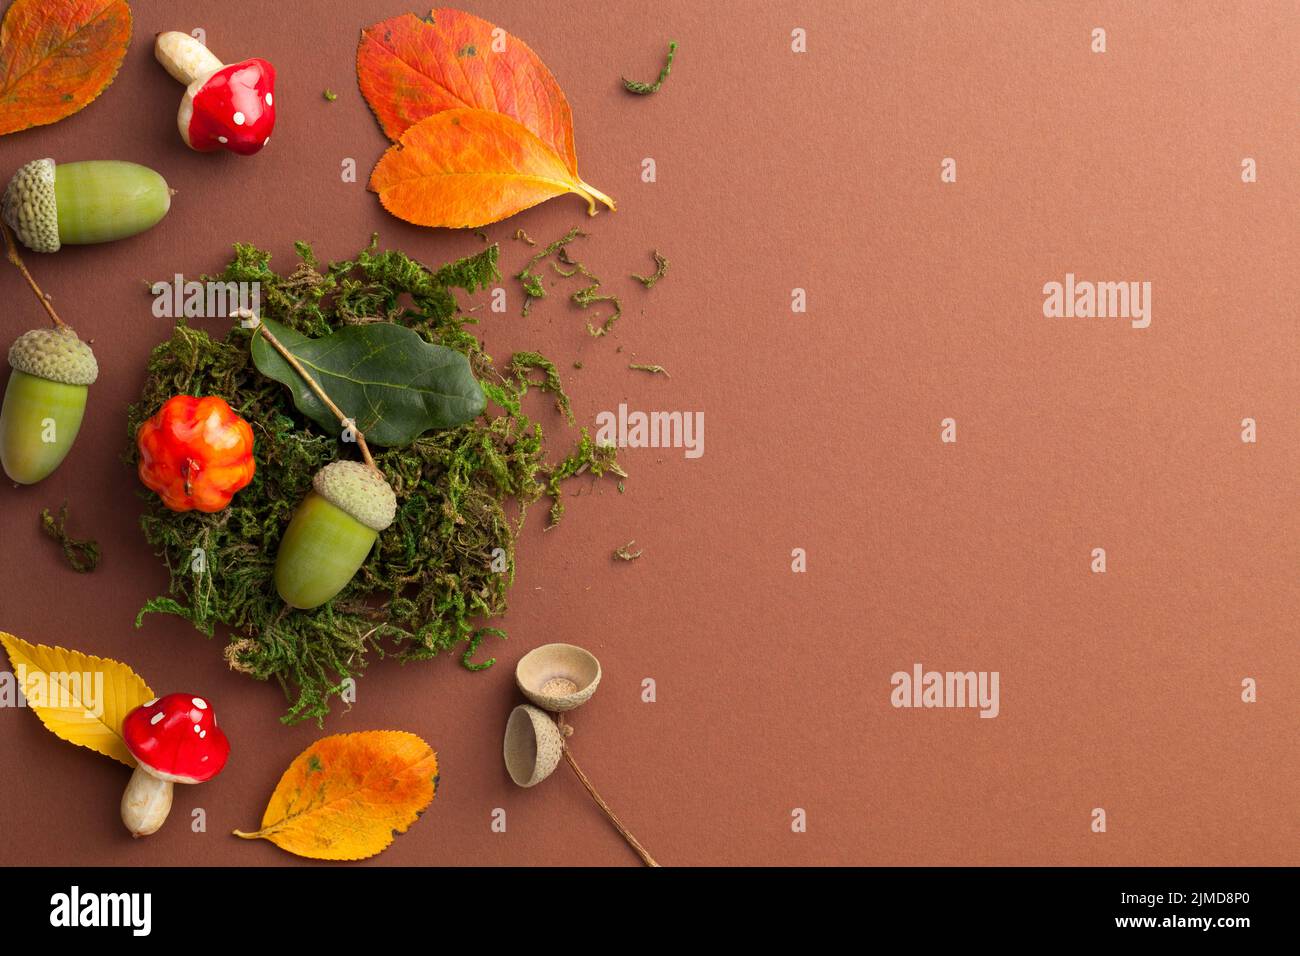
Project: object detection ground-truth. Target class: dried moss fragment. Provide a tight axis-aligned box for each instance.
[40,503,100,573]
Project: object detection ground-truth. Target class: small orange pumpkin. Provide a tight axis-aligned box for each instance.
[137,395,255,512]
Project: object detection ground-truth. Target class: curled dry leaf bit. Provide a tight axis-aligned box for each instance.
[628,363,670,378]
[234,731,438,861]
[613,540,643,561]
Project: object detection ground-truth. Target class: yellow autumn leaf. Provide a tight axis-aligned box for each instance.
[0,631,154,767]
[234,730,439,861]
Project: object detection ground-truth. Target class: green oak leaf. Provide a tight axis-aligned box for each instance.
[250,317,485,446]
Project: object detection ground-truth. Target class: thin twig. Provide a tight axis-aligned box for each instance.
[558,715,660,867]
[3,221,68,330]
[237,310,378,472]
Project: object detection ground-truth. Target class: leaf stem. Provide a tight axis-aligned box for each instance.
[239,311,379,473]
[575,179,617,215]
[557,715,660,867]
[2,221,69,330]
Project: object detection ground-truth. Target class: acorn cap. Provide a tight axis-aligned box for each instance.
[515,643,602,713]
[312,460,396,532]
[504,704,564,788]
[8,328,98,386]
[3,159,60,253]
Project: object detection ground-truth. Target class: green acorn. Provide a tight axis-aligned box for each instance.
[0,328,98,484]
[3,158,172,252]
[274,460,397,610]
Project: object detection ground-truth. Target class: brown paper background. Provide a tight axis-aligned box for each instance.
[0,0,1296,867]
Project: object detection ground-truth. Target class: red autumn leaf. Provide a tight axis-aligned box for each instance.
[0,0,132,137]
[357,8,576,168]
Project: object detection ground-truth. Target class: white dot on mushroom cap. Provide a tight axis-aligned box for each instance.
[265,93,273,107]
[263,137,270,147]
[218,136,228,144]
[200,730,207,739]
[233,111,246,126]
[193,724,201,733]
[150,712,164,726]
[145,698,158,707]
[192,697,207,710]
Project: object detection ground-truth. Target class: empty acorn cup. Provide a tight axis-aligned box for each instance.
[515,643,602,712]
[502,642,660,866]
[503,704,564,788]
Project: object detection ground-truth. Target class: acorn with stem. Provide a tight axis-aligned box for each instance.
[0,224,97,484]
[236,311,397,610]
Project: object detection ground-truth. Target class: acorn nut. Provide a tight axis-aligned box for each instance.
[2,158,172,252]
[274,460,398,610]
[0,328,98,484]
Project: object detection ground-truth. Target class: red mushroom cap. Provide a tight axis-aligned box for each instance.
[122,693,230,784]
[185,58,276,155]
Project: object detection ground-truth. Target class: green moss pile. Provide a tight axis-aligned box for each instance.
[126,238,622,723]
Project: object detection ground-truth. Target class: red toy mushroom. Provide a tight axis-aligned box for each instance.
[154,31,276,155]
[120,693,230,837]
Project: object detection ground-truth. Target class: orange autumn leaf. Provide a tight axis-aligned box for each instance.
[233,731,439,861]
[370,107,614,228]
[0,0,132,137]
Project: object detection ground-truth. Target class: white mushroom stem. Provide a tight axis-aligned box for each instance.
[155,31,224,86]
[121,764,174,838]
